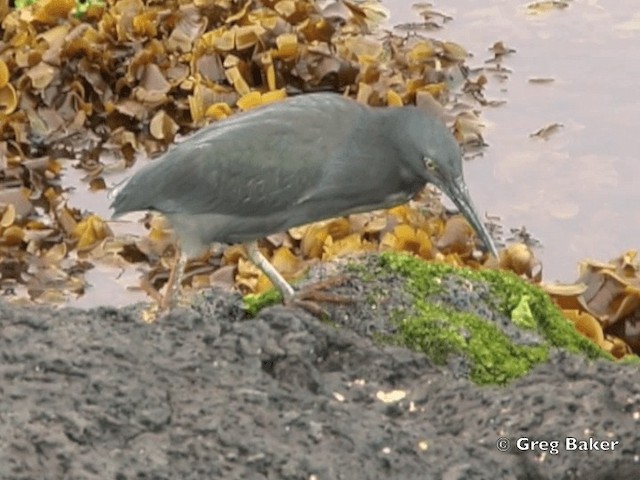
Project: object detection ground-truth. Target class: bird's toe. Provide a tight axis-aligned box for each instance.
[284,274,354,318]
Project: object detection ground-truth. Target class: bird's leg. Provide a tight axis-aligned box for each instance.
[245,241,295,299]
[160,248,188,310]
[244,241,352,317]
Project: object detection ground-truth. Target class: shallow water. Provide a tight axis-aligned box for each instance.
[388,0,640,282]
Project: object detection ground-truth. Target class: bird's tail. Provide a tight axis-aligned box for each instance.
[108,177,132,217]
[108,177,130,201]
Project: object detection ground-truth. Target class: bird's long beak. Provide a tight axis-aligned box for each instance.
[445,177,499,258]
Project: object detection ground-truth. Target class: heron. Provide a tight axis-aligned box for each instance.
[111,93,497,309]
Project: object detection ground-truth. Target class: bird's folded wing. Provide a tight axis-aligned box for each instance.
[112,95,364,218]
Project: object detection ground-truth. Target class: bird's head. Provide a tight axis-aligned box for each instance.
[402,107,499,257]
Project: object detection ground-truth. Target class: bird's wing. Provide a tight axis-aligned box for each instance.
[112,94,365,218]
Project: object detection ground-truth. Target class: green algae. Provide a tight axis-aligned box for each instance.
[15,0,105,17]
[378,252,612,384]
[243,289,282,316]
[511,295,537,330]
[399,299,549,385]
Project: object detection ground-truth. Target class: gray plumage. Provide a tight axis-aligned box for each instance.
[111,93,495,260]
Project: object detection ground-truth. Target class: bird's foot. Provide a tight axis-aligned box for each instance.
[284,275,353,318]
[139,274,189,318]
[139,277,177,312]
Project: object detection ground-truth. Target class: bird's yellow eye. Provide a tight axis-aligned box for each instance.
[425,158,437,170]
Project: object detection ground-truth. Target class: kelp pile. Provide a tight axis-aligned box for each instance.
[544,251,640,359]
[0,0,490,302]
